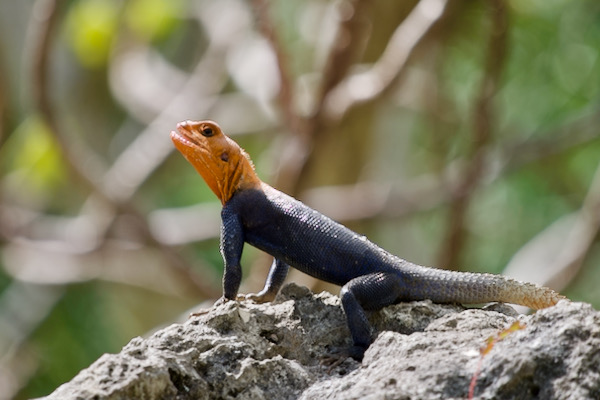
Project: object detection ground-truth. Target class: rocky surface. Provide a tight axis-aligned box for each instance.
[41,283,599,400]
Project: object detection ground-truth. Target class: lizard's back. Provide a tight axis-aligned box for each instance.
[224,184,400,286]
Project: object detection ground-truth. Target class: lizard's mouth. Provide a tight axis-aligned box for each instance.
[171,122,203,148]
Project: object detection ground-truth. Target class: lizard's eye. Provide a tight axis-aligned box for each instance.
[201,126,214,137]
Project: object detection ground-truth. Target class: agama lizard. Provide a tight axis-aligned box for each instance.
[170,120,566,361]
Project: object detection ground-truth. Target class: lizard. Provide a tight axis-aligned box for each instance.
[170,119,566,361]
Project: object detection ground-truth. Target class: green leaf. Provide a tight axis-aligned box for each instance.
[65,0,120,68]
[1,116,66,192]
[125,0,183,42]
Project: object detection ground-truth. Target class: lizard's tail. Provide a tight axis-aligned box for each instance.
[405,266,566,309]
[491,275,566,309]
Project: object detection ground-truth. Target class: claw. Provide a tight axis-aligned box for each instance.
[189,308,210,317]
[189,296,233,318]
[320,345,365,373]
[237,291,276,303]
[320,353,349,372]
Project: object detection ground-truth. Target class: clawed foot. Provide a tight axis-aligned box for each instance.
[189,309,210,317]
[188,291,277,318]
[320,354,348,371]
[236,291,276,304]
[320,345,365,372]
[189,296,233,317]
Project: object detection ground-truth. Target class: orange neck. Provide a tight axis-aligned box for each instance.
[196,149,260,204]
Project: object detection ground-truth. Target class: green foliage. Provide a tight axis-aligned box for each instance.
[568,245,600,306]
[467,170,573,274]
[0,116,66,197]
[146,155,217,208]
[24,284,118,398]
[565,140,600,192]
[125,0,184,42]
[501,1,600,132]
[21,281,198,399]
[65,0,120,68]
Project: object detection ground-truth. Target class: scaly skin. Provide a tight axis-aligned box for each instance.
[171,120,566,360]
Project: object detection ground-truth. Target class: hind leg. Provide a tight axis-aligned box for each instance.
[338,272,403,361]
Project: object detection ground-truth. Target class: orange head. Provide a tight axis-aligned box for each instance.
[170,120,261,204]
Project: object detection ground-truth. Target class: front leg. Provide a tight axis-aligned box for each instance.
[190,211,244,318]
[239,258,290,303]
[220,209,245,300]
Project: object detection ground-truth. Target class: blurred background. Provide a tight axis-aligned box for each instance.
[1,0,600,397]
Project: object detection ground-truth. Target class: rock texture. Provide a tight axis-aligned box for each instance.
[41,283,599,400]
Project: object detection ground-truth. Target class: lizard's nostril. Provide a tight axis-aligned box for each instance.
[188,121,203,129]
[177,120,202,133]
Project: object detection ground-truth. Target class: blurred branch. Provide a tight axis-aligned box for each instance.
[274,0,373,194]
[303,107,600,221]
[0,281,64,400]
[437,0,508,268]
[499,110,600,171]
[0,281,63,354]
[0,46,5,149]
[0,207,221,300]
[323,0,448,122]
[314,0,372,118]
[2,240,206,297]
[544,159,600,290]
[503,154,600,296]
[148,203,222,245]
[274,0,450,197]
[0,46,5,221]
[251,0,299,134]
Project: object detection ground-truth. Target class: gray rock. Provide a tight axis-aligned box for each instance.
[40,283,599,400]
